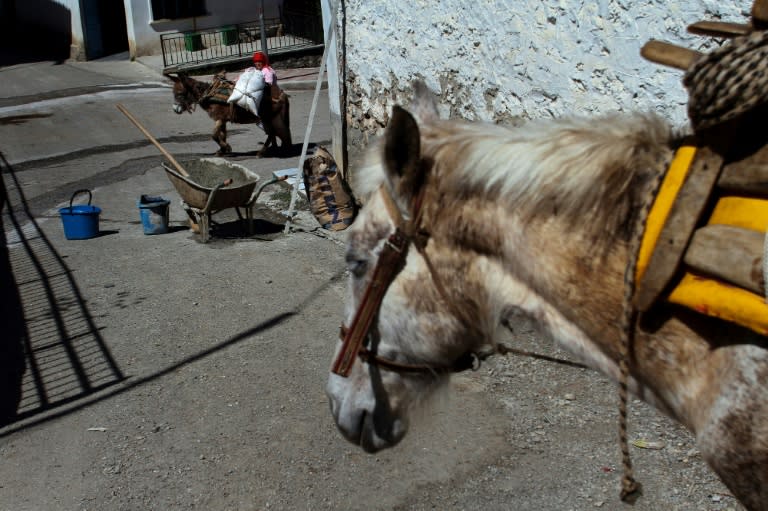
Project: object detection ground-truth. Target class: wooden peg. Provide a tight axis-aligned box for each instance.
[753,0,768,26]
[640,40,702,71]
[687,21,753,38]
[685,224,765,296]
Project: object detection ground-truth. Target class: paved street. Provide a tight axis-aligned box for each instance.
[0,56,737,511]
[0,56,329,216]
[0,56,517,511]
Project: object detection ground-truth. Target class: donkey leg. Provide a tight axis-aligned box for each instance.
[278,125,292,155]
[256,132,275,157]
[256,124,286,157]
[277,96,292,153]
[213,120,232,155]
[697,395,768,510]
[266,134,276,153]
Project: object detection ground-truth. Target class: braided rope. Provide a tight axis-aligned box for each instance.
[617,150,672,502]
[684,30,768,131]
[764,225,768,302]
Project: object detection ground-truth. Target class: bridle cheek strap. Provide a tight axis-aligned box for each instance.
[331,184,473,377]
[331,228,409,376]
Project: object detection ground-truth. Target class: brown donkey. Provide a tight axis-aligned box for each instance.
[169,73,291,156]
[326,83,768,510]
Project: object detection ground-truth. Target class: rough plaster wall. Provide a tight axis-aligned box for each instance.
[344,0,748,150]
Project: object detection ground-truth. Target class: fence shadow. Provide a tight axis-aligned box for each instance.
[0,160,25,424]
[0,153,124,427]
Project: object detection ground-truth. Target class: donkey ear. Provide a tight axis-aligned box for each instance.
[383,105,427,205]
[410,80,439,124]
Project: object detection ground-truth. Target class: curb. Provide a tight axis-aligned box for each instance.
[281,79,327,91]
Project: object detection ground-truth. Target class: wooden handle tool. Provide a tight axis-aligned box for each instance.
[116,103,190,178]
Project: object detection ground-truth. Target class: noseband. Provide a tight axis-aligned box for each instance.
[331,185,478,377]
[173,93,195,114]
[172,80,196,114]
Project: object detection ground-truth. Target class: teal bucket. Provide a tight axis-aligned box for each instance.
[137,195,170,235]
[59,189,101,240]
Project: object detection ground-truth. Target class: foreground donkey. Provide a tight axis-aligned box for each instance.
[325,81,768,509]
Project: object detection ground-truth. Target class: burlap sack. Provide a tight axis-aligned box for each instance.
[302,146,357,231]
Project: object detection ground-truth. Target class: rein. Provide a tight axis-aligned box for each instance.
[331,184,478,377]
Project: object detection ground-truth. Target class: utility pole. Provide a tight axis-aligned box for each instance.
[259,0,269,58]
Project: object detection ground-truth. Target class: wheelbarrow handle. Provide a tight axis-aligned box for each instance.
[202,181,232,214]
[247,175,287,207]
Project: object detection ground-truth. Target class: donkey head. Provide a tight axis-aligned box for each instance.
[326,83,485,452]
[168,73,195,114]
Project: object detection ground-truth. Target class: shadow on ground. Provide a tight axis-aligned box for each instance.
[0,154,125,428]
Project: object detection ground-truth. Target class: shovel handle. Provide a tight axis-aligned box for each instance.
[116,103,190,178]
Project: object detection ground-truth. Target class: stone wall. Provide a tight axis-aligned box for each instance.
[342,0,747,153]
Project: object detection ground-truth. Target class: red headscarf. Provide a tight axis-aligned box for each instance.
[252,51,269,66]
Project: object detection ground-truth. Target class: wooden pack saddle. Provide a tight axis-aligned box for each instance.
[636,10,768,336]
[203,73,288,113]
[634,141,768,335]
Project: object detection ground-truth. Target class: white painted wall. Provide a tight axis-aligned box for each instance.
[127,0,283,58]
[341,0,749,151]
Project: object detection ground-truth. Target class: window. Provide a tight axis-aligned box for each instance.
[152,0,206,20]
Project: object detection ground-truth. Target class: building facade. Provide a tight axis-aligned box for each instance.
[325,1,748,165]
[3,0,291,61]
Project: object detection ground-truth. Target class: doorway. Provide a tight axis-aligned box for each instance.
[82,0,128,59]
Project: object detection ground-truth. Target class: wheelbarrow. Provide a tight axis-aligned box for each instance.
[162,158,286,242]
[115,104,285,242]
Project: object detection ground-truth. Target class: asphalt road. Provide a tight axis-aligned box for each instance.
[0,59,515,511]
[0,59,741,511]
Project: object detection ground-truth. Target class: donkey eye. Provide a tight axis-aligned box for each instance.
[345,253,368,278]
[348,259,368,278]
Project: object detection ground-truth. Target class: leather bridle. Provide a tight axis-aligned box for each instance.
[331,184,478,377]
[172,79,197,114]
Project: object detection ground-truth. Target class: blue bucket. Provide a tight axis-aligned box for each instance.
[59,189,101,240]
[137,195,170,235]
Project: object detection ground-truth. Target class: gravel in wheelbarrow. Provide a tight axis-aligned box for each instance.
[162,157,284,242]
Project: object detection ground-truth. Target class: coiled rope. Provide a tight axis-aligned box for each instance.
[684,30,768,131]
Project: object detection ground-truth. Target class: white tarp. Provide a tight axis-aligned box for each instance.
[227,67,265,115]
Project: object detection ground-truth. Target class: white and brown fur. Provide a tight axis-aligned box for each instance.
[326,82,768,510]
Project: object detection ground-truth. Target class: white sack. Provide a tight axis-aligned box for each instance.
[227,67,265,115]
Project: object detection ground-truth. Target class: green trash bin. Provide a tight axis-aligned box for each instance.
[184,33,204,51]
[221,26,238,46]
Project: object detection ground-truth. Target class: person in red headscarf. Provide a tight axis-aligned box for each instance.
[252,51,277,86]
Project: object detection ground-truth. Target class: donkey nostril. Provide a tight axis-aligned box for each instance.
[358,410,367,437]
[327,395,339,419]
